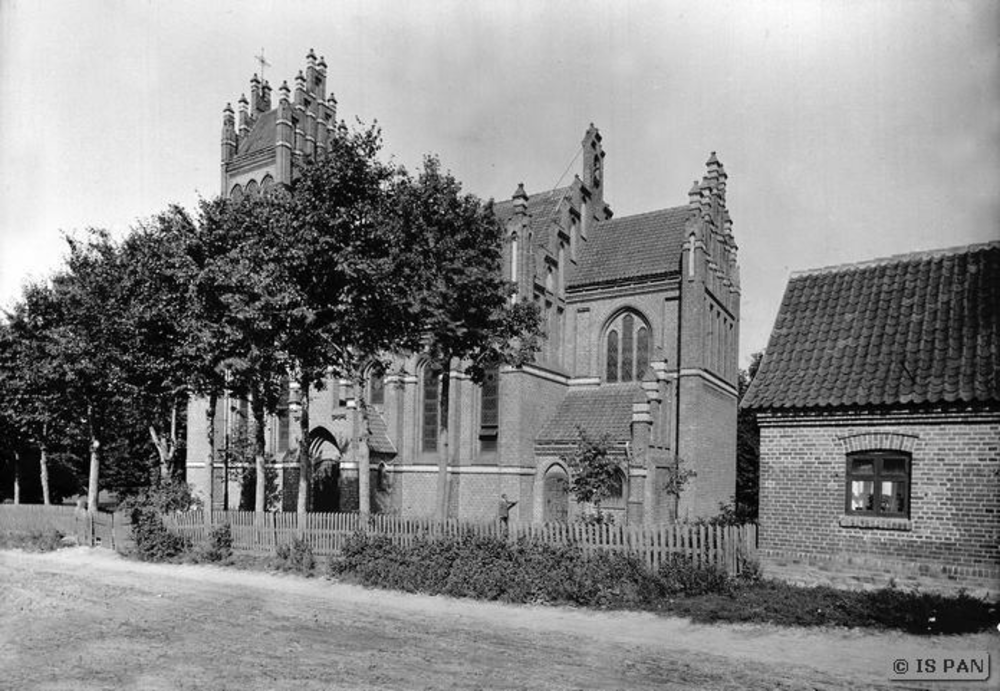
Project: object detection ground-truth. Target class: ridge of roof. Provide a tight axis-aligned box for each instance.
[790,241,1000,279]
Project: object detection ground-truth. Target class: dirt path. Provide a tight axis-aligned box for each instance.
[0,548,996,690]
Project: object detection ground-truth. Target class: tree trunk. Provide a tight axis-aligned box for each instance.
[436,360,451,522]
[39,441,51,506]
[87,439,100,514]
[354,377,370,516]
[205,393,217,524]
[296,380,311,516]
[12,450,20,505]
[252,390,266,513]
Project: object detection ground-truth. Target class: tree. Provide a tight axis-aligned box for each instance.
[282,124,417,516]
[193,193,295,513]
[562,428,623,524]
[736,350,764,521]
[389,157,542,521]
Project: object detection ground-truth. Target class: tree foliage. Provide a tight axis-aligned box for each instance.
[736,350,764,520]
[562,427,623,523]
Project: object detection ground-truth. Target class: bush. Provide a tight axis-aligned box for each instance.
[330,532,674,609]
[275,537,315,575]
[192,523,233,563]
[658,554,733,596]
[120,479,197,562]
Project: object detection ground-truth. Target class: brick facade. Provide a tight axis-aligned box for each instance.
[758,410,1000,594]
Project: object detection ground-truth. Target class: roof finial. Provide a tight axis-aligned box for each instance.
[254,48,271,82]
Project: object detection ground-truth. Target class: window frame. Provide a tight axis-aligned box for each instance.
[603,311,651,383]
[421,365,440,453]
[844,451,911,518]
[478,367,499,453]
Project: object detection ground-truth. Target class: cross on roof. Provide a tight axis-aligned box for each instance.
[254,48,271,82]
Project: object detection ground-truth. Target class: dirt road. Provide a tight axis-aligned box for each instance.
[0,548,995,690]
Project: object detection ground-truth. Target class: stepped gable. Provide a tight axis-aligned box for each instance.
[493,185,573,249]
[743,242,1000,411]
[567,206,689,289]
[536,382,642,444]
[236,109,277,156]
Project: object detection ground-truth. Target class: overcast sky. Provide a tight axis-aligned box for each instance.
[1,0,997,367]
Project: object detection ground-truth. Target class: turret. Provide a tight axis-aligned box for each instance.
[293,70,307,156]
[276,81,293,185]
[237,93,250,137]
[221,102,236,194]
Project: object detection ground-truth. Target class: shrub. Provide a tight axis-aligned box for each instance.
[275,537,315,575]
[658,554,733,596]
[120,479,197,562]
[192,523,234,563]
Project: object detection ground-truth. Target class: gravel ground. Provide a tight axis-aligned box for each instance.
[0,547,996,690]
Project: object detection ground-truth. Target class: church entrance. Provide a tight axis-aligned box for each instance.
[542,465,568,523]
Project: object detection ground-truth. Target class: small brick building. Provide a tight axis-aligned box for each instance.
[742,242,1000,594]
[187,51,741,523]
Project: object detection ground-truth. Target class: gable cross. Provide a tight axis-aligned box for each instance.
[254,48,271,82]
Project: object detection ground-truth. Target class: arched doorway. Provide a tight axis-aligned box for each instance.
[310,427,342,512]
[542,464,569,523]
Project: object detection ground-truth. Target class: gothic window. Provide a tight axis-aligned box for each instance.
[246,179,259,197]
[479,368,499,453]
[606,330,619,382]
[846,452,910,517]
[510,234,518,283]
[604,311,650,383]
[421,365,440,453]
[230,184,244,202]
[260,175,274,194]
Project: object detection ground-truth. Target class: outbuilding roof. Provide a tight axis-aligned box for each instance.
[742,242,1000,411]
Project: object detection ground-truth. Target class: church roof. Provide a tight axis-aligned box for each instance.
[568,206,689,289]
[742,242,1000,411]
[535,382,641,444]
[237,109,277,156]
[493,186,573,249]
[367,407,396,455]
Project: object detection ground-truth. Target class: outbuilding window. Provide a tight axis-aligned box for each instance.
[845,452,910,517]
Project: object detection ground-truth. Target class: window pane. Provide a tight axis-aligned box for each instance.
[481,368,499,429]
[850,480,874,511]
[621,315,634,381]
[370,372,384,406]
[422,369,439,452]
[881,457,907,475]
[606,330,619,382]
[880,480,907,514]
[850,458,875,475]
[636,326,650,378]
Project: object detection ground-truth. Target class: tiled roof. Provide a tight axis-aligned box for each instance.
[237,109,277,156]
[568,206,689,288]
[493,186,573,249]
[535,382,641,444]
[366,408,396,455]
[742,242,1000,411]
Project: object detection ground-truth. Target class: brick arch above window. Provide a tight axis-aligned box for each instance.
[837,432,919,454]
[230,183,244,202]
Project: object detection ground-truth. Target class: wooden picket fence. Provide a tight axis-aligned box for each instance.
[0,504,759,576]
[0,504,126,551]
[163,510,758,576]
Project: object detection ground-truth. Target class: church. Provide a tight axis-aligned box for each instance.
[186,50,741,524]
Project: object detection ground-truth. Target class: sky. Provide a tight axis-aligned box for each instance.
[1,0,997,367]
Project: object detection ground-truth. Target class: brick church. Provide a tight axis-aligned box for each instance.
[186,50,741,524]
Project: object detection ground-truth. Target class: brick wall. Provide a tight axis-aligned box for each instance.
[759,413,1000,588]
[676,375,737,519]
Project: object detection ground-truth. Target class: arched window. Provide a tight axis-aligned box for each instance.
[606,330,619,382]
[260,174,274,194]
[510,234,518,283]
[230,184,244,202]
[421,365,439,453]
[479,367,499,453]
[604,311,651,382]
